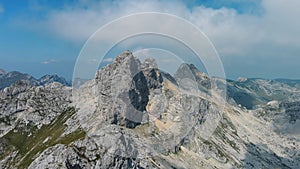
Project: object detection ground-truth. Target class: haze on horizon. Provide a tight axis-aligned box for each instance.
[0,0,299,80]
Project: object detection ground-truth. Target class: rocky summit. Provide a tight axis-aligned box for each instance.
[0,51,299,169]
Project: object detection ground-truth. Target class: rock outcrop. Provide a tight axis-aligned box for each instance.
[0,80,71,136]
[0,51,299,169]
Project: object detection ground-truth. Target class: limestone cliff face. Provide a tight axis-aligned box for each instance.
[0,80,71,136]
[0,51,299,169]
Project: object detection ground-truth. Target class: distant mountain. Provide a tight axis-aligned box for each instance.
[227,78,300,109]
[0,69,70,89]
[0,69,6,75]
[0,70,39,89]
[275,78,300,87]
[38,74,70,86]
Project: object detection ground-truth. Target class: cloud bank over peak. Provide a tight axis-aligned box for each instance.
[8,0,300,79]
[25,0,300,56]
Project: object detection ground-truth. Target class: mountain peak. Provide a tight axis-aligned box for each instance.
[39,74,70,86]
[0,71,38,89]
[114,50,133,63]
[1,51,300,169]
[175,63,197,80]
[142,57,158,69]
[0,70,70,90]
[0,69,6,75]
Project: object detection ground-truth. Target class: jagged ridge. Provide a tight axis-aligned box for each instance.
[0,51,299,169]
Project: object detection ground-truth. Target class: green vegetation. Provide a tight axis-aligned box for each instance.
[0,116,11,125]
[213,115,241,155]
[133,122,156,138]
[0,107,86,169]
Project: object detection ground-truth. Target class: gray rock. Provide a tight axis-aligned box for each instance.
[1,51,299,169]
[0,80,71,136]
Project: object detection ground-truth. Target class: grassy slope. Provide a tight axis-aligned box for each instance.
[0,107,86,169]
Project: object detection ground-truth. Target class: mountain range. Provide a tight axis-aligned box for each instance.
[0,70,70,90]
[0,51,299,168]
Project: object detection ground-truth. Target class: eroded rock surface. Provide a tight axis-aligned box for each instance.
[0,51,299,169]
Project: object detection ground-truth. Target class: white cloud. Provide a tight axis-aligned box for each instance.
[87,58,113,65]
[87,58,98,64]
[186,2,300,59]
[18,0,300,79]
[133,48,184,75]
[41,59,57,65]
[25,0,300,58]
[22,0,189,43]
[0,4,4,13]
[102,58,114,63]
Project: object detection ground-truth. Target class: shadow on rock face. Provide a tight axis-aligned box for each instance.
[129,71,149,112]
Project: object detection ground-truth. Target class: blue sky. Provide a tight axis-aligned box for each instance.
[0,0,300,80]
